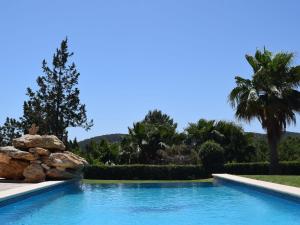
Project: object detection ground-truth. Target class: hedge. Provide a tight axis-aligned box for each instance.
[84,162,300,180]
[224,161,300,175]
[224,162,269,175]
[276,161,300,175]
[84,165,208,180]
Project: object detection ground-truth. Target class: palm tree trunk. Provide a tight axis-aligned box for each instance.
[267,133,279,174]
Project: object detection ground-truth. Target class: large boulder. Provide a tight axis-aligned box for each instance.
[46,168,78,180]
[0,153,11,164]
[23,163,46,183]
[46,151,88,169]
[13,135,65,151]
[29,147,50,156]
[0,134,88,183]
[0,159,29,179]
[65,151,88,166]
[0,146,36,161]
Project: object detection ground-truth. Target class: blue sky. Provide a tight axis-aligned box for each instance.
[1,0,300,141]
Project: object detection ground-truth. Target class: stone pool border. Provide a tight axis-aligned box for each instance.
[2,175,300,206]
[0,180,70,204]
[213,174,300,199]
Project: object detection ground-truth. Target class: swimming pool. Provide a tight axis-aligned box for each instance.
[1,181,300,225]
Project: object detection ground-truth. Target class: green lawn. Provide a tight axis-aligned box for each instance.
[243,175,300,188]
[83,179,213,184]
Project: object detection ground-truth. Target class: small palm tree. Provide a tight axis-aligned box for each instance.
[229,48,300,173]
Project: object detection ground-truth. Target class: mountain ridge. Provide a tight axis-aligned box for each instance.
[78,133,127,149]
[78,131,300,149]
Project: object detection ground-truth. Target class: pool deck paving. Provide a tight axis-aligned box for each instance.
[0,179,66,203]
[213,173,300,199]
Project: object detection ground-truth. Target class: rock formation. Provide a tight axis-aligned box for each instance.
[0,134,88,183]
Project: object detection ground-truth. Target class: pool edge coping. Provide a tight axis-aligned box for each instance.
[212,174,300,199]
[0,180,70,203]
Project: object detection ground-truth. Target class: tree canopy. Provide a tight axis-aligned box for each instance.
[22,38,93,142]
[124,110,182,164]
[0,38,93,144]
[229,48,300,173]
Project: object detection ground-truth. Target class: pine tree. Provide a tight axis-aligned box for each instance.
[22,38,93,142]
[0,117,22,145]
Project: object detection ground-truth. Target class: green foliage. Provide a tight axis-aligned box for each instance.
[248,134,300,162]
[229,48,300,173]
[158,144,200,165]
[224,161,300,175]
[278,137,300,161]
[84,162,300,180]
[78,134,126,150]
[84,165,208,180]
[0,118,22,145]
[143,109,176,127]
[185,119,254,163]
[119,136,139,164]
[81,139,120,165]
[224,162,269,175]
[278,161,300,175]
[185,119,222,147]
[22,38,93,142]
[75,129,300,166]
[124,110,183,164]
[0,38,92,145]
[251,138,269,162]
[214,121,255,162]
[199,140,224,172]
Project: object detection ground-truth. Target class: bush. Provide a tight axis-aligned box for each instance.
[84,165,209,180]
[199,141,224,172]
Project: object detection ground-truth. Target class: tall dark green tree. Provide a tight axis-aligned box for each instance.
[0,117,23,145]
[22,38,93,142]
[119,136,139,164]
[143,109,176,127]
[278,136,300,161]
[214,121,255,162]
[229,48,300,173]
[125,110,181,164]
[185,119,223,148]
[185,119,254,162]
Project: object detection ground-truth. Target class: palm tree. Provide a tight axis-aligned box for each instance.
[126,110,180,163]
[229,48,300,173]
[185,119,223,148]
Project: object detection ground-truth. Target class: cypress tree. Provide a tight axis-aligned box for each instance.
[22,38,93,142]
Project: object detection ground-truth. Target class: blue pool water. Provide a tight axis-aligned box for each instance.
[1,182,300,225]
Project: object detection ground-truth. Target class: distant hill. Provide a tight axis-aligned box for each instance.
[78,133,126,149]
[246,131,300,140]
[78,131,300,150]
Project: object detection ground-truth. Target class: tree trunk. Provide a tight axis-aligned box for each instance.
[267,134,279,174]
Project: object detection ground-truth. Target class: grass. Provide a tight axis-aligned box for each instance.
[243,175,300,188]
[83,179,213,184]
[83,176,300,187]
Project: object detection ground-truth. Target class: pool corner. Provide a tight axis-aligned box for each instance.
[0,180,74,204]
[212,173,300,199]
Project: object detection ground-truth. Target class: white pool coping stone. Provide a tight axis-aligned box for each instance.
[213,174,300,199]
[0,180,67,203]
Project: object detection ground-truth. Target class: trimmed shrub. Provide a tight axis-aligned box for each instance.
[224,161,300,175]
[278,161,300,175]
[199,141,224,172]
[84,164,209,180]
[224,162,269,175]
[84,162,300,180]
